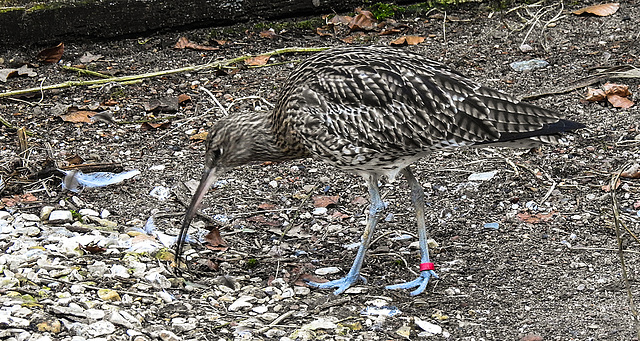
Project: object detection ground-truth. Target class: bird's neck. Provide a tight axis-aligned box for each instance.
[219,111,307,167]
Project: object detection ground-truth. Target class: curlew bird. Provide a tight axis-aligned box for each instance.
[175,46,583,296]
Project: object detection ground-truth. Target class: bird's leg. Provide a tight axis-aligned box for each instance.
[307,174,385,295]
[386,167,439,296]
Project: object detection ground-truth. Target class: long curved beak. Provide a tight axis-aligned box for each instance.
[175,166,219,271]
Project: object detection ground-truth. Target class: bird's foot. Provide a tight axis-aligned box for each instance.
[386,270,439,296]
[306,274,367,295]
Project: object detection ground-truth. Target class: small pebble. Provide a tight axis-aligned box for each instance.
[315,267,340,275]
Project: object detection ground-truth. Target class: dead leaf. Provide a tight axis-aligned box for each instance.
[316,27,333,36]
[0,68,18,82]
[313,195,339,208]
[79,52,103,63]
[340,33,362,44]
[178,94,191,103]
[81,244,107,254]
[246,214,281,227]
[603,82,631,97]
[140,121,171,130]
[380,28,402,35]
[295,273,328,287]
[607,94,634,108]
[330,211,350,219]
[37,42,64,63]
[204,227,228,251]
[144,97,179,113]
[260,29,277,39]
[585,87,606,101]
[352,196,368,205]
[349,9,378,31]
[573,3,619,16]
[65,154,85,165]
[329,14,353,25]
[245,54,270,66]
[1,193,38,207]
[601,179,621,192]
[390,35,425,46]
[61,110,97,123]
[0,65,37,82]
[621,164,640,179]
[517,211,556,224]
[212,39,228,46]
[189,131,208,140]
[258,203,277,210]
[174,36,219,51]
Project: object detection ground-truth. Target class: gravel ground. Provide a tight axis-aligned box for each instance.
[1,1,640,340]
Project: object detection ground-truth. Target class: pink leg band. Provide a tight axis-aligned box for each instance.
[420,262,435,271]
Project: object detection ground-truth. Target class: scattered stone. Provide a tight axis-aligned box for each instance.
[48,210,73,222]
[415,317,442,335]
[315,267,340,275]
[509,59,549,71]
[228,296,257,312]
[79,208,100,217]
[86,320,116,337]
[97,289,121,301]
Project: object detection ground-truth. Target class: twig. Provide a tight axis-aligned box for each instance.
[539,180,556,204]
[227,95,275,110]
[610,163,640,338]
[59,65,112,79]
[256,310,295,333]
[201,87,228,116]
[0,46,330,99]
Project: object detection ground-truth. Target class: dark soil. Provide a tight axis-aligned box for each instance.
[1,1,639,340]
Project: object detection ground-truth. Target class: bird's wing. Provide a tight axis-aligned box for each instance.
[276,47,569,161]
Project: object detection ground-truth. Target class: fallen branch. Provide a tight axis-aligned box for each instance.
[522,65,640,100]
[0,46,330,99]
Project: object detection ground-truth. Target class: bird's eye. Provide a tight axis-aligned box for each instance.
[212,149,222,159]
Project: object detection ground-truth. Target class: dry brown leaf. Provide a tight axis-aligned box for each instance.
[390,35,426,46]
[313,195,339,208]
[517,211,556,224]
[174,36,218,51]
[585,88,607,102]
[380,28,402,35]
[212,39,228,46]
[295,273,328,286]
[573,3,619,16]
[37,42,64,63]
[81,244,107,254]
[140,121,171,130]
[246,214,281,227]
[585,88,606,101]
[603,82,631,96]
[1,193,38,208]
[61,110,96,123]
[329,15,353,25]
[258,203,276,210]
[245,54,270,66]
[352,196,368,205]
[259,29,277,39]
[607,94,634,108]
[65,154,85,165]
[178,94,191,103]
[189,131,208,140]
[601,179,621,192]
[316,27,333,37]
[621,164,640,179]
[204,227,228,251]
[349,9,378,31]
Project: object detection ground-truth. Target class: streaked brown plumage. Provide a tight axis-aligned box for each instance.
[176,46,583,295]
